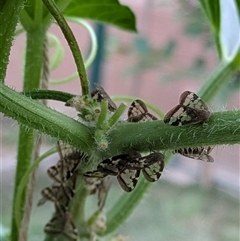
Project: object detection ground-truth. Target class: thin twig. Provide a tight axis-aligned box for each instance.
[42,0,89,95]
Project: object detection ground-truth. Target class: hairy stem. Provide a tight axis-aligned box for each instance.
[0,0,24,82]
[108,103,127,127]
[1,84,239,157]
[97,100,108,129]
[10,28,47,241]
[0,83,94,154]
[22,89,75,102]
[106,111,240,155]
[42,0,89,95]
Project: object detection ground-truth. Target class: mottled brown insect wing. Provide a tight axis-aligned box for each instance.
[142,161,164,182]
[175,146,214,162]
[44,212,78,241]
[84,170,108,178]
[97,177,111,210]
[39,186,59,204]
[97,157,123,175]
[179,91,209,112]
[127,99,158,122]
[47,146,83,183]
[47,161,64,183]
[127,101,165,183]
[117,169,140,192]
[91,84,117,112]
[125,152,163,170]
[164,91,210,126]
[38,173,77,211]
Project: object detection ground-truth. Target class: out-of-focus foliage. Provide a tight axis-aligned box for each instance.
[65,0,136,31]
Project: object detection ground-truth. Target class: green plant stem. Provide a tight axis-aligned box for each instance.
[1,84,239,155]
[108,103,127,127]
[23,30,47,90]
[0,83,94,153]
[10,28,47,241]
[41,0,89,95]
[22,89,75,102]
[0,0,25,82]
[107,111,240,155]
[70,178,90,239]
[66,17,97,70]
[35,0,44,24]
[50,17,98,84]
[14,147,57,229]
[97,100,108,129]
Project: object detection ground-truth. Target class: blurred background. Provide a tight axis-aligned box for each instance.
[1,0,239,240]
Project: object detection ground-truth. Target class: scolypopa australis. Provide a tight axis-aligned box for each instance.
[164,91,211,126]
[123,152,165,182]
[124,152,163,170]
[84,169,108,178]
[174,146,214,163]
[38,180,75,204]
[127,99,158,122]
[47,157,80,184]
[47,143,84,183]
[84,151,141,178]
[91,84,117,112]
[97,177,111,210]
[127,101,165,182]
[84,152,142,192]
[84,151,164,192]
[132,153,165,182]
[38,143,83,212]
[38,175,77,212]
[44,212,78,241]
[38,185,64,207]
[38,143,87,240]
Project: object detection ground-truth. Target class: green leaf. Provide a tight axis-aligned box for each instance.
[64,0,136,31]
[198,0,221,55]
[236,0,240,15]
[199,0,240,61]
[198,0,220,33]
[219,0,240,61]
